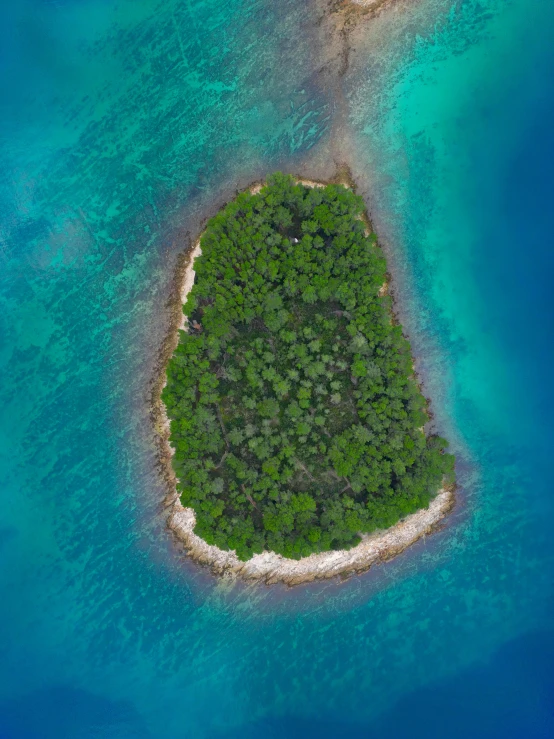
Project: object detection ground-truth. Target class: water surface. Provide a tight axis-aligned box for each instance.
[1,0,554,736]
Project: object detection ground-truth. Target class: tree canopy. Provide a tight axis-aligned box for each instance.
[162,173,454,560]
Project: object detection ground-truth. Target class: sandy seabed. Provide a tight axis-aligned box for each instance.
[160,179,455,586]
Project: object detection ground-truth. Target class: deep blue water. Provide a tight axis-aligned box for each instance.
[1,0,554,737]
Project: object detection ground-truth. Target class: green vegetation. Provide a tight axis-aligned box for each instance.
[162,174,454,560]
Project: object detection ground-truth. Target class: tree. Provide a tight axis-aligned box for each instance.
[162,174,455,560]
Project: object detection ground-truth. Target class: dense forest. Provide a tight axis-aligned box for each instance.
[162,174,454,560]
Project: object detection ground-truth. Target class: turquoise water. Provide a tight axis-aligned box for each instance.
[1,0,554,736]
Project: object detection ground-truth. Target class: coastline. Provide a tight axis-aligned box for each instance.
[156,178,455,586]
[168,490,454,586]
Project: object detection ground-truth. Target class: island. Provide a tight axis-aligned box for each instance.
[160,173,455,585]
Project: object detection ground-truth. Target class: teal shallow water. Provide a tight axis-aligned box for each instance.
[1,0,554,736]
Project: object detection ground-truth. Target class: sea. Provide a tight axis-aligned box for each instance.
[1,0,553,736]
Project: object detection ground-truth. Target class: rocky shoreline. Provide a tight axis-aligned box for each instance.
[156,178,455,586]
[168,490,454,586]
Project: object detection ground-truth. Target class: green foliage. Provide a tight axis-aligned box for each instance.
[163,173,455,560]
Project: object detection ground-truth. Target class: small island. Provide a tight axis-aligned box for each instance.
[161,174,455,584]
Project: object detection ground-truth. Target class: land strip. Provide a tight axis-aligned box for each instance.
[154,178,455,586]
